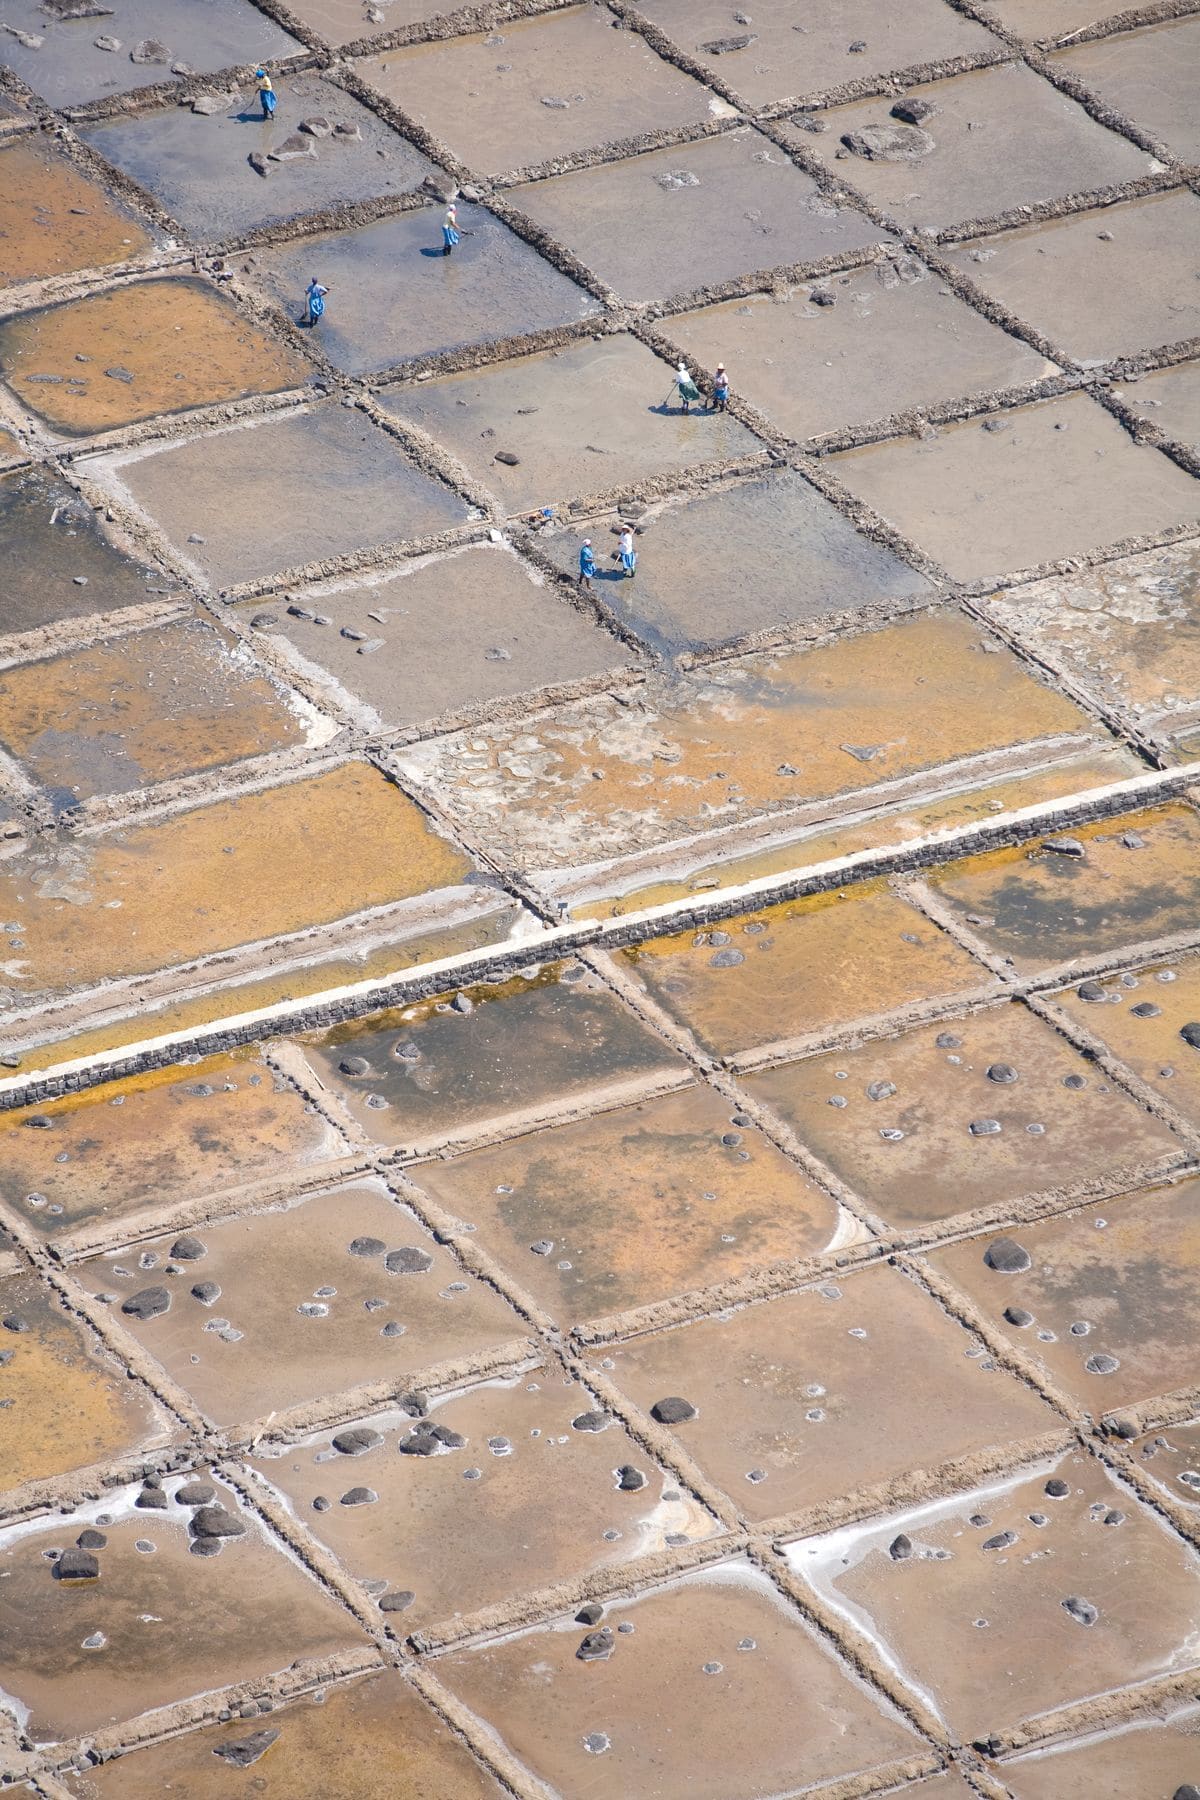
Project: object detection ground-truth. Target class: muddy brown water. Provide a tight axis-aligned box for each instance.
[592,1264,1057,1522]
[1002,1702,1200,1797]
[356,7,719,178]
[381,333,761,515]
[789,1447,1200,1739]
[0,1483,359,1744]
[930,1176,1200,1412]
[0,617,311,801]
[89,404,468,590]
[669,262,1051,441]
[0,464,169,637]
[0,1270,169,1492]
[0,279,311,438]
[1119,359,1200,456]
[745,1001,1178,1231]
[281,0,450,50]
[510,126,887,305]
[247,541,629,730]
[927,803,1200,972]
[833,391,1200,584]
[0,0,299,109]
[0,136,152,288]
[985,541,1200,730]
[1051,15,1200,164]
[62,1667,507,1798]
[396,610,1097,877]
[81,74,432,242]
[635,0,994,109]
[82,1177,522,1428]
[439,1558,920,1799]
[538,468,931,655]
[797,63,1150,233]
[622,879,985,1059]
[252,204,600,376]
[302,964,684,1151]
[414,1081,850,1325]
[945,191,1200,365]
[1054,952,1200,1132]
[252,1373,716,1627]
[0,760,473,1004]
[1133,1420,1200,1515]
[0,1050,342,1246]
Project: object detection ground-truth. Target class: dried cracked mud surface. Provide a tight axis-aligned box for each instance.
[4,4,1200,1796]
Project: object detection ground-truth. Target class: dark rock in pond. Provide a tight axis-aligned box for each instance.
[866,1080,896,1102]
[122,1286,171,1320]
[576,1602,604,1624]
[385,1247,433,1275]
[190,1504,248,1539]
[191,1281,220,1305]
[349,1236,386,1257]
[1085,1352,1120,1375]
[572,1410,610,1434]
[129,37,169,62]
[298,115,331,136]
[891,95,934,124]
[617,1465,646,1491]
[809,285,835,306]
[1004,1306,1034,1327]
[494,451,521,466]
[889,1534,913,1561]
[379,1589,414,1612]
[54,1548,99,1581]
[399,1391,430,1417]
[333,1426,384,1456]
[984,1237,1031,1274]
[340,1486,377,1506]
[176,1480,216,1506]
[700,33,755,52]
[1130,1001,1161,1018]
[1076,980,1106,1002]
[577,1627,614,1661]
[935,1032,962,1048]
[841,123,934,161]
[76,1529,107,1549]
[1061,1594,1098,1626]
[170,1235,206,1261]
[1180,1023,1200,1049]
[312,1495,331,1512]
[1041,836,1084,857]
[1,1314,29,1333]
[136,1486,169,1509]
[986,1063,1018,1084]
[212,1729,280,1769]
[1173,1788,1200,1800]
[710,948,745,968]
[399,1421,465,1455]
[1045,1478,1070,1498]
[982,1530,1016,1551]
[969,1118,1002,1137]
[339,1055,371,1076]
[652,1396,697,1424]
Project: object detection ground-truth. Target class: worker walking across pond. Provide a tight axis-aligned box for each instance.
[578,538,596,591]
[304,277,328,327]
[618,526,637,579]
[675,360,701,413]
[442,203,460,256]
[255,69,276,119]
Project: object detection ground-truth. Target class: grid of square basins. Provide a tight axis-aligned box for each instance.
[3,0,1200,1793]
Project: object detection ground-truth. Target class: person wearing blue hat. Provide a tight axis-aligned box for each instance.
[255,69,276,119]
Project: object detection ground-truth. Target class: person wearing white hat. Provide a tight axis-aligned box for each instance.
[442,202,460,256]
[675,360,701,413]
[711,363,730,411]
[578,538,596,591]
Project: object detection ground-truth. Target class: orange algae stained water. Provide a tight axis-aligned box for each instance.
[62,1668,508,1798]
[926,804,1200,972]
[0,279,310,436]
[0,1491,359,1743]
[0,619,309,801]
[87,1179,522,1427]
[400,611,1095,872]
[621,881,986,1058]
[0,1051,342,1244]
[251,1377,716,1628]
[0,1272,167,1489]
[0,762,472,1003]
[789,1450,1200,1739]
[438,1561,920,1799]
[745,1003,1178,1230]
[929,1178,1200,1411]
[592,1268,1057,1522]
[414,1082,846,1323]
[0,137,152,287]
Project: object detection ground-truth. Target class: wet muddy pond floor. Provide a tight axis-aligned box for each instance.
[5,7,1200,1792]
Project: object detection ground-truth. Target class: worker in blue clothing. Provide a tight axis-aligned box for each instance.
[578,538,596,591]
[255,69,276,119]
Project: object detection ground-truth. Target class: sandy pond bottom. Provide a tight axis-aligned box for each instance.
[61,1667,507,1798]
[0,1481,358,1744]
[788,1448,1200,1740]
[0,136,152,288]
[438,1559,922,1799]
[250,1371,716,1628]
